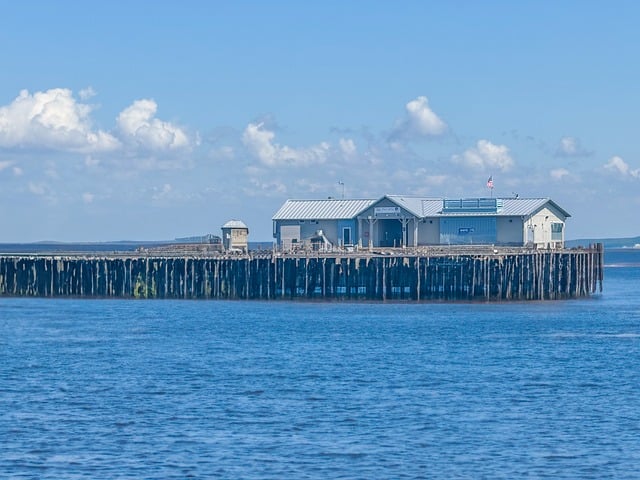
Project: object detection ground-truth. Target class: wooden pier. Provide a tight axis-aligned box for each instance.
[0,245,603,301]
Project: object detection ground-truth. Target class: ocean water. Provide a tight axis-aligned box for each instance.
[1,250,639,479]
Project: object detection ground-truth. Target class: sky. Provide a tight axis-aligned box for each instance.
[0,1,638,242]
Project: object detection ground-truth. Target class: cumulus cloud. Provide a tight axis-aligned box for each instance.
[27,181,46,196]
[78,87,97,101]
[151,183,173,201]
[0,159,22,176]
[425,174,448,185]
[242,122,330,167]
[550,168,570,180]
[604,156,639,178]
[117,99,190,151]
[209,145,235,161]
[556,136,591,157]
[452,140,514,171]
[339,138,357,157]
[390,96,447,141]
[0,88,119,152]
[243,177,287,196]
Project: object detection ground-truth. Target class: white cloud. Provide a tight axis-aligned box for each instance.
[243,177,287,196]
[550,168,570,180]
[28,181,46,196]
[339,138,357,157]
[425,174,448,185]
[0,88,197,165]
[78,87,97,101]
[556,136,590,157]
[0,159,21,176]
[151,183,173,201]
[295,178,325,193]
[242,122,330,167]
[452,140,514,171]
[390,96,447,140]
[604,156,639,178]
[0,88,119,152]
[406,96,446,136]
[117,99,190,151]
[209,145,235,161]
[82,192,95,204]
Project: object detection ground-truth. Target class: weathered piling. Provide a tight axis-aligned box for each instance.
[0,245,604,301]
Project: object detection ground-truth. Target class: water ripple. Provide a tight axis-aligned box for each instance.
[1,268,639,479]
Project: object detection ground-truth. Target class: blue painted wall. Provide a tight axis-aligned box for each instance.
[440,217,497,245]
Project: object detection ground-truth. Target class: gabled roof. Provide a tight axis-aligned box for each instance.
[273,196,570,221]
[384,195,442,217]
[272,198,377,220]
[384,195,570,218]
[500,198,571,218]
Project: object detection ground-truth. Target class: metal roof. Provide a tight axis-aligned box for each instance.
[222,219,248,229]
[384,195,442,217]
[386,196,570,218]
[421,199,446,216]
[272,199,377,220]
[502,198,571,217]
[273,196,570,220]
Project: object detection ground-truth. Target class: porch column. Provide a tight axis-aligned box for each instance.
[367,216,377,251]
[399,217,411,248]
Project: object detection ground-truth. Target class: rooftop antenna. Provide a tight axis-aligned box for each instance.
[338,181,345,199]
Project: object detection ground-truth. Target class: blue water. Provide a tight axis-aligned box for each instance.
[1,251,639,479]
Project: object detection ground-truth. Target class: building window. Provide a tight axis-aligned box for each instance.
[551,222,563,241]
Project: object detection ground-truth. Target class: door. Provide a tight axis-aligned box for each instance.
[379,220,403,247]
[342,227,351,246]
[526,225,534,244]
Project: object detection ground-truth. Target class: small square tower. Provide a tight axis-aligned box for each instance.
[221,220,249,253]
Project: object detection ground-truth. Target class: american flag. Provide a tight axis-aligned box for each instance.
[486,175,494,189]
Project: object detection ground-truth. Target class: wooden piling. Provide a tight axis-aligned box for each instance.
[0,245,604,302]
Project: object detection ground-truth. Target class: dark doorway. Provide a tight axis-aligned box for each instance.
[342,227,352,246]
[379,220,402,247]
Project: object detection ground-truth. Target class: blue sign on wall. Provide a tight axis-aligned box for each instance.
[458,227,475,235]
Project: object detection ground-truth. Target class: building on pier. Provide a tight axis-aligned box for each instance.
[221,220,249,253]
[272,195,570,251]
[271,198,377,251]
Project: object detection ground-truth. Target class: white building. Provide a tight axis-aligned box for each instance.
[272,195,570,250]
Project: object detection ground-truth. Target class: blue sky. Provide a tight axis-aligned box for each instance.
[0,1,638,242]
